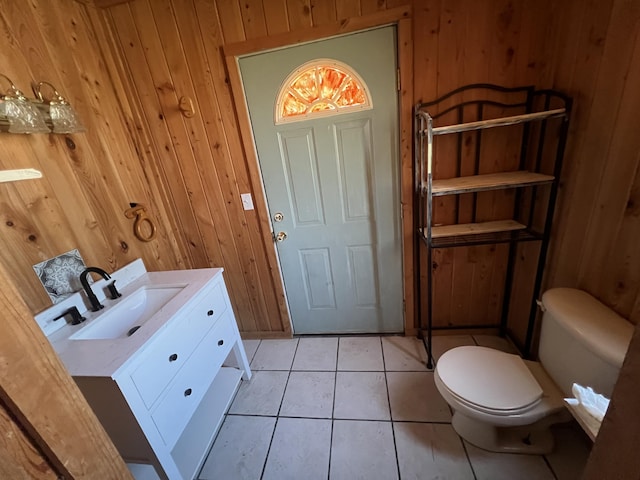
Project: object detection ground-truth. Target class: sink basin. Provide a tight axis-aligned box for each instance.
[71,286,184,340]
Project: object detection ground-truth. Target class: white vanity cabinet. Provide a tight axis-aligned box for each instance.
[72,270,251,480]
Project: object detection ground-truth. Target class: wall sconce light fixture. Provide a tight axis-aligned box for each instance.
[0,74,49,134]
[33,81,85,134]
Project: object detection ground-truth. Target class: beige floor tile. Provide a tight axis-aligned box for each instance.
[224,339,261,368]
[394,422,474,480]
[431,335,476,363]
[465,441,556,480]
[228,370,289,416]
[337,337,384,371]
[330,420,398,480]
[292,337,338,371]
[279,371,335,418]
[263,418,332,480]
[242,339,261,362]
[387,371,451,422]
[473,335,518,354]
[203,335,591,480]
[545,423,591,480]
[199,415,275,480]
[381,336,428,371]
[334,371,390,420]
[251,339,299,370]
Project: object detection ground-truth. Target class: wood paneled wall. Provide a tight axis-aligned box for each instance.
[0,1,186,314]
[546,0,640,323]
[100,0,293,336]
[2,0,639,340]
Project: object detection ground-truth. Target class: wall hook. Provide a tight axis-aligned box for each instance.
[124,203,157,242]
[178,96,195,118]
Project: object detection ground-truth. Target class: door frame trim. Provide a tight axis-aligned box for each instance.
[224,6,416,334]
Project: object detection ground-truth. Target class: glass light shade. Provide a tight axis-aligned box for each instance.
[33,81,85,134]
[48,102,85,134]
[0,93,49,134]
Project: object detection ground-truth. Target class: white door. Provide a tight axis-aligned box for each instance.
[240,27,402,334]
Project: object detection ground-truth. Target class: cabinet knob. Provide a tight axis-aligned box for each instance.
[217,339,224,346]
[207,309,214,316]
[184,388,192,397]
[168,353,178,362]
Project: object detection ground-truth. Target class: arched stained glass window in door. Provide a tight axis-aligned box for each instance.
[275,59,372,124]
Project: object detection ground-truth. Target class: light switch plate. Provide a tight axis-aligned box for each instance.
[241,193,254,210]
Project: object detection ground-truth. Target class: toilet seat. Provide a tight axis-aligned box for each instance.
[436,346,543,415]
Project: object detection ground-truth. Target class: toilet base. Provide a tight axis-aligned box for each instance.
[451,410,571,455]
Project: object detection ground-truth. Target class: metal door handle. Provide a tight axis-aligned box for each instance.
[276,231,287,242]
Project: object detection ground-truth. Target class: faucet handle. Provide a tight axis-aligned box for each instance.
[107,281,122,300]
[53,306,86,326]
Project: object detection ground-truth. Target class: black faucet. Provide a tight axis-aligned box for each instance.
[79,267,122,312]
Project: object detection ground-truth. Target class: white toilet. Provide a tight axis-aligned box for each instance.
[434,287,634,454]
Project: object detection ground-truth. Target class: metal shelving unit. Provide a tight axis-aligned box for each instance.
[415,84,571,369]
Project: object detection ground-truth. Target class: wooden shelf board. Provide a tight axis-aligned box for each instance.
[431,171,554,196]
[564,399,599,442]
[431,108,566,135]
[431,220,526,238]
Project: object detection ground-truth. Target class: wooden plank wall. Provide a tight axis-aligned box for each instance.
[0,0,187,313]
[2,0,639,341]
[545,0,640,323]
[100,0,291,336]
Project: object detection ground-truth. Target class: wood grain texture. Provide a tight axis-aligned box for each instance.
[431,171,554,196]
[286,0,313,29]
[545,0,640,325]
[0,0,185,315]
[263,0,290,35]
[0,261,132,479]
[0,399,58,480]
[240,0,268,39]
[310,0,337,26]
[398,16,415,333]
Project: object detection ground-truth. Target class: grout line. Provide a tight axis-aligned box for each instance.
[259,416,279,480]
[542,453,560,480]
[275,349,298,419]
[248,339,261,363]
[260,340,299,480]
[380,337,402,480]
[327,337,341,480]
[460,437,479,480]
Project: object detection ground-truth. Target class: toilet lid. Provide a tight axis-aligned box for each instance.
[437,346,543,412]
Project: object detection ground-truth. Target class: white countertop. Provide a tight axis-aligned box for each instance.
[41,261,223,378]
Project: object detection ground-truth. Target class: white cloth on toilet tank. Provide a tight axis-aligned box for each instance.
[570,383,610,421]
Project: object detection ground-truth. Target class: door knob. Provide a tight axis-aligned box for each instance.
[275,231,287,242]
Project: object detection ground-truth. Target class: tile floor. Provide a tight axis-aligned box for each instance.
[196,334,592,480]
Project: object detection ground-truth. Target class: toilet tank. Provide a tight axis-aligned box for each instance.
[539,288,634,398]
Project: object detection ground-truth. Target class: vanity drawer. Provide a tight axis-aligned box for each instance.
[151,310,235,446]
[131,281,228,408]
